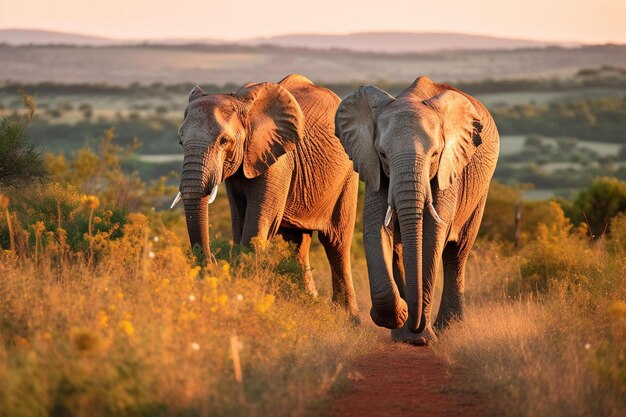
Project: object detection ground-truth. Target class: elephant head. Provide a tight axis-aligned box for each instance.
[335,77,483,332]
[174,82,304,261]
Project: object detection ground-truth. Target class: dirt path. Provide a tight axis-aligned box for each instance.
[321,342,489,417]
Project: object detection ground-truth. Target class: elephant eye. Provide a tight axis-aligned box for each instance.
[219,135,233,146]
[379,151,387,160]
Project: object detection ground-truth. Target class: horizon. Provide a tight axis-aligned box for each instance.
[0,27,593,44]
[0,0,624,44]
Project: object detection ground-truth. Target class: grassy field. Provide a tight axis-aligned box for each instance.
[1,64,626,416]
[434,206,626,417]
[2,115,626,416]
[2,44,626,85]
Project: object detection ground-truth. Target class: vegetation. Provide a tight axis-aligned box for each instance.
[435,201,626,417]
[1,77,626,416]
[493,96,626,143]
[0,127,374,417]
[0,95,45,186]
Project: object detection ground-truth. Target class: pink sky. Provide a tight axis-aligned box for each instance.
[0,0,624,43]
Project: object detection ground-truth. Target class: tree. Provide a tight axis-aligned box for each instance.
[571,177,626,238]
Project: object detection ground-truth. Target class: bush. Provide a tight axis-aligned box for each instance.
[0,116,46,186]
[571,177,626,238]
[479,182,566,247]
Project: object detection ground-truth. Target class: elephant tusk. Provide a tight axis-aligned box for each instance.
[170,191,182,210]
[428,202,444,225]
[384,205,394,228]
[208,184,219,204]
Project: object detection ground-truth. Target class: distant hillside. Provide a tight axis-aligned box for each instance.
[247,32,579,53]
[0,28,580,52]
[0,43,624,85]
[0,29,114,46]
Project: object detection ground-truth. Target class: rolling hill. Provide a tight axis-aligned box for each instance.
[245,32,577,53]
[0,28,579,52]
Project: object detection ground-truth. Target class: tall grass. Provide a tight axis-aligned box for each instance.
[0,187,375,417]
[434,203,626,417]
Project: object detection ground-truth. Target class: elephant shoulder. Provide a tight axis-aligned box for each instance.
[278,74,315,90]
[279,74,340,107]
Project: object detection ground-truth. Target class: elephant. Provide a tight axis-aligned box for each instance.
[335,76,499,344]
[173,73,360,317]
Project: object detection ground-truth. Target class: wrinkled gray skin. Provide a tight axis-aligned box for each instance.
[335,77,499,344]
[177,74,359,317]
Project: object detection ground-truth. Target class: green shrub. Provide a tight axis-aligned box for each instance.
[0,117,45,186]
[571,177,626,238]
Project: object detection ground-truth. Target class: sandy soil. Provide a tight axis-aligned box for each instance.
[321,342,490,417]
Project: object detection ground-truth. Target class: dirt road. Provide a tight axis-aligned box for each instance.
[321,342,489,417]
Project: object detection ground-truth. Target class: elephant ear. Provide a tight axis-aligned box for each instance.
[236,82,305,178]
[335,86,395,191]
[424,90,483,190]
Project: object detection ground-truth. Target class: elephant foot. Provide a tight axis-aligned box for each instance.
[391,325,438,346]
[370,298,408,329]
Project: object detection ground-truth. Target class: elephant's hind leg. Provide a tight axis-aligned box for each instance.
[280,228,317,297]
[435,195,487,329]
[319,175,359,319]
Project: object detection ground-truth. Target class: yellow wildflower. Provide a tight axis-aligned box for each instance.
[188,266,201,280]
[206,277,218,291]
[81,195,100,210]
[98,310,109,328]
[32,221,45,235]
[221,261,230,275]
[119,318,135,337]
[256,294,275,314]
[218,294,228,306]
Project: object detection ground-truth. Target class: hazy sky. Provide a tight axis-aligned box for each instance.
[0,0,624,43]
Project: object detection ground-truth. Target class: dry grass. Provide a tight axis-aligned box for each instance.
[0,191,376,417]
[434,204,626,417]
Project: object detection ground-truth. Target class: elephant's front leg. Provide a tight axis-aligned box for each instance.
[225,182,246,245]
[436,195,487,329]
[239,168,292,245]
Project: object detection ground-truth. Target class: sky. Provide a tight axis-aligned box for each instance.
[0,0,624,43]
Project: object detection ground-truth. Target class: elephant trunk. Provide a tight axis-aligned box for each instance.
[363,185,407,329]
[392,159,427,332]
[181,146,220,263]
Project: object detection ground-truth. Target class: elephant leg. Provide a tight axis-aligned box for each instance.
[240,170,291,246]
[319,175,359,319]
[435,195,487,329]
[226,182,246,245]
[279,228,317,297]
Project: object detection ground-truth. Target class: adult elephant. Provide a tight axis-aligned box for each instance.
[173,74,359,317]
[335,77,499,344]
